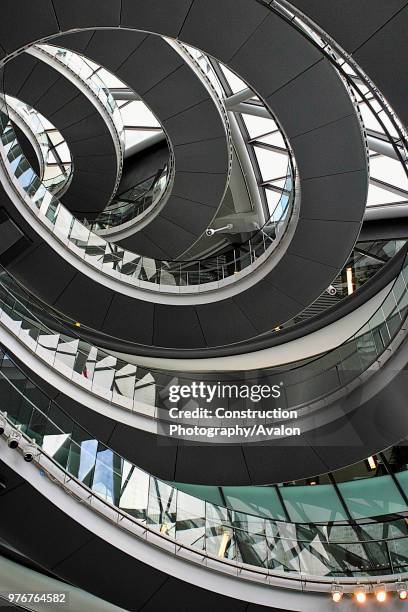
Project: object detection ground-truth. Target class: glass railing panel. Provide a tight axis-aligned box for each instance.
[235,528,268,568]
[72,344,94,386]
[380,287,399,324]
[68,218,91,250]
[17,317,43,352]
[205,502,239,561]
[336,339,366,385]
[112,362,137,402]
[387,538,408,573]
[92,443,122,505]
[67,430,97,487]
[3,379,33,434]
[23,379,52,415]
[284,362,342,407]
[118,461,150,520]
[205,521,236,561]
[265,521,301,572]
[393,273,408,318]
[53,336,79,377]
[338,475,408,519]
[133,373,156,408]
[53,206,74,240]
[174,491,206,547]
[41,403,74,470]
[147,477,177,531]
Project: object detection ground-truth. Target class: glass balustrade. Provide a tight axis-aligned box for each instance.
[2,347,408,577]
[37,45,125,153]
[84,164,172,232]
[6,96,72,195]
[0,243,406,426]
[0,109,295,292]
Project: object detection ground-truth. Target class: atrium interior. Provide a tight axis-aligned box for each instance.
[1,1,408,610]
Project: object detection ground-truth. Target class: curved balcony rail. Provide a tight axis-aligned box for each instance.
[2,353,408,580]
[6,96,72,196]
[36,45,176,233]
[170,39,233,180]
[31,44,125,205]
[83,163,173,235]
[0,108,295,294]
[36,44,125,155]
[0,243,406,431]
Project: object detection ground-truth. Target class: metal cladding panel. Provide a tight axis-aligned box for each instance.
[159,196,214,234]
[354,6,408,131]
[179,0,270,62]
[289,0,408,53]
[7,242,78,304]
[121,0,194,38]
[129,215,197,259]
[0,481,93,568]
[228,11,322,97]
[0,0,58,53]
[266,59,355,138]
[233,280,305,332]
[299,171,369,222]
[53,273,114,329]
[196,299,259,347]
[287,219,361,269]
[142,64,215,120]
[267,253,338,309]
[174,444,251,485]
[52,0,121,30]
[101,293,154,346]
[153,304,206,348]
[173,138,229,174]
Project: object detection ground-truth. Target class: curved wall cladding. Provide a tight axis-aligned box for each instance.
[49,28,231,260]
[4,53,119,216]
[0,0,367,351]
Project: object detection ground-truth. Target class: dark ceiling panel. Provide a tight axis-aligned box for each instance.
[153,305,205,349]
[121,0,193,38]
[228,11,322,97]
[179,0,269,62]
[52,0,121,30]
[0,0,58,53]
[101,293,155,347]
[289,0,408,53]
[196,300,259,347]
